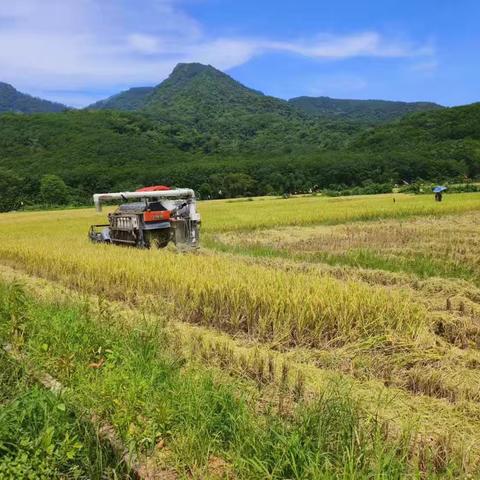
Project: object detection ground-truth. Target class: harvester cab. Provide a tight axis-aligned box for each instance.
[88,186,201,249]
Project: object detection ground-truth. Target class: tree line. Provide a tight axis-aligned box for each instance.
[0,103,479,209]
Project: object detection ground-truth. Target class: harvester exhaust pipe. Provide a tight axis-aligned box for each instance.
[93,188,196,212]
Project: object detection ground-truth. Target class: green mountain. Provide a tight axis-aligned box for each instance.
[140,62,274,117]
[0,82,67,113]
[289,96,444,124]
[88,63,359,152]
[0,63,478,208]
[88,63,269,114]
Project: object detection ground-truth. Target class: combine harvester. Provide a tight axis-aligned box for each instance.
[89,185,201,249]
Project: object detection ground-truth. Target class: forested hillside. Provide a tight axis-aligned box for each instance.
[0,110,191,202]
[1,103,479,208]
[289,96,444,124]
[0,108,359,204]
[352,103,480,179]
[0,82,67,113]
[88,64,444,126]
[0,63,478,209]
[88,63,359,153]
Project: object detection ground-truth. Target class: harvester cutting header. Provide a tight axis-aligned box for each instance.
[89,185,200,249]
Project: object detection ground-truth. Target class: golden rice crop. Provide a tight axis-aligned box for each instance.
[217,210,480,283]
[4,194,480,473]
[0,230,428,347]
[1,191,480,234]
[1,193,478,348]
[201,192,480,231]
[224,210,480,260]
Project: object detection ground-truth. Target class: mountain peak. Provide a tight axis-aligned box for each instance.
[0,82,22,96]
[171,62,218,76]
[163,62,230,89]
[87,62,270,112]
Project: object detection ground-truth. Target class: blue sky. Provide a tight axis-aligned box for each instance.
[0,0,478,107]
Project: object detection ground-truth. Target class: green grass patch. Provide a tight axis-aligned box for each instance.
[0,281,464,478]
[0,353,123,479]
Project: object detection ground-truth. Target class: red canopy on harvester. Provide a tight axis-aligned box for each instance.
[136,185,171,192]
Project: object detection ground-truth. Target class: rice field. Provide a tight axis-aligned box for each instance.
[213,210,480,282]
[2,192,480,478]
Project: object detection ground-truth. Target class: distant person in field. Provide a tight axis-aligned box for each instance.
[435,192,443,202]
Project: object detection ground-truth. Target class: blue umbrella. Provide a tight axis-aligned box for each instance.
[433,186,447,193]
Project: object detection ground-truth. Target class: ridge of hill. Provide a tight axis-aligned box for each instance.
[289,96,444,124]
[88,87,155,111]
[0,82,67,113]
[87,64,444,125]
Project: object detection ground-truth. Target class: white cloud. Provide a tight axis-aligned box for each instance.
[262,32,423,59]
[410,60,439,74]
[128,34,162,55]
[0,0,435,106]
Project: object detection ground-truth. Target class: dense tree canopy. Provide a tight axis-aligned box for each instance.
[40,174,70,205]
[0,167,23,211]
[0,63,478,209]
[0,103,479,207]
